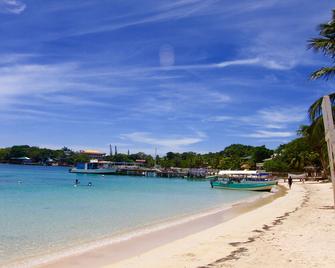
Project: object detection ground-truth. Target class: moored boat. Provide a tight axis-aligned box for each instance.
[70,161,117,174]
[210,170,277,191]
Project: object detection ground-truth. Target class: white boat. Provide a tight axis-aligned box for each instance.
[70,162,117,174]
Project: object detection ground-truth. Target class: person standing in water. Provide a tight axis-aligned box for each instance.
[288,176,293,189]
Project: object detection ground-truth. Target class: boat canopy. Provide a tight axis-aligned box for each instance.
[288,173,306,179]
[218,170,261,175]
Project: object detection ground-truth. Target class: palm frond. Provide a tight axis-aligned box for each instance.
[308,38,335,57]
[319,23,335,38]
[310,67,335,80]
[308,99,335,123]
[308,98,323,121]
[297,125,310,137]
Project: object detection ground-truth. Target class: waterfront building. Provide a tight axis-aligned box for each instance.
[79,150,106,160]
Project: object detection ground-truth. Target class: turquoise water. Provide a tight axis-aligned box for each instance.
[0,164,259,266]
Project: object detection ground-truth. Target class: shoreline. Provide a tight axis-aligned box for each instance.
[30,186,286,268]
[104,182,335,268]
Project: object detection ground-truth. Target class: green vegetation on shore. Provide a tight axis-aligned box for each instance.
[0,144,272,170]
[0,141,321,173]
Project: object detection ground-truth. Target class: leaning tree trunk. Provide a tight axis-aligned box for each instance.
[321,95,335,208]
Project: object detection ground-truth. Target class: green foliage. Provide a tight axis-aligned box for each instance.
[263,159,288,172]
[0,145,77,165]
[156,144,273,169]
[251,145,273,163]
[309,10,335,80]
[264,137,321,172]
[220,144,254,158]
[105,152,155,167]
[71,154,90,164]
[306,10,335,175]
[0,139,318,173]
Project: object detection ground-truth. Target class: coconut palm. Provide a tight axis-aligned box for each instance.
[309,10,335,80]
[298,123,328,174]
[296,95,335,177]
[308,93,335,122]
[306,9,335,176]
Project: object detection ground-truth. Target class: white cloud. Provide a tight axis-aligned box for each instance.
[158,57,291,71]
[258,107,306,124]
[0,60,129,109]
[209,92,231,103]
[0,53,33,65]
[61,0,286,38]
[0,0,26,14]
[0,62,78,105]
[235,6,332,71]
[207,106,305,140]
[37,94,108,107]
[66,0,216,37]
[216,57,298,71]
[210,106,306,129]
[206,115,233,122]
[120,131,205,150]
[242,130,294,138]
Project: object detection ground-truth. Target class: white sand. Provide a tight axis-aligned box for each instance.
[105,182,335,268]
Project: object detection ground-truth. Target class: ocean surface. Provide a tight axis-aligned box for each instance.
[0,164,260,267]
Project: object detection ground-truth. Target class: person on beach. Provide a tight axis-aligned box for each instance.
[288,176,293,189]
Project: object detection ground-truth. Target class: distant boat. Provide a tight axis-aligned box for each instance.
[70,162,117,174]
[210,170,277,191]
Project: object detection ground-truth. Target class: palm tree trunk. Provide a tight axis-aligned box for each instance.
[322,95,335,207]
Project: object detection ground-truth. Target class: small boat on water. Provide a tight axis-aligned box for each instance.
[210,170,277,191]
[70,161,117,174]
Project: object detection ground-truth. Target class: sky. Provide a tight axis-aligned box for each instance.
[0,0,334,155]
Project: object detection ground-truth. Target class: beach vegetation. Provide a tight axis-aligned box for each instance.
[303,9,335,177]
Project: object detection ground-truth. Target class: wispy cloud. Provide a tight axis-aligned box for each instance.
[0,53,33,65]
[56,0,287,39]
[207,106,305,141]
[241,130,294,138]
[258,107,306,124]
[157,57,293,71]
[64,0,216,37]
[0,62,78,104]
[208,106,306,128]
[37,94,108,107]
[120,131,205,150]
[0,0,330,151]
[0,0,26,14]
[206,115,233,122]
[0,59,130,107]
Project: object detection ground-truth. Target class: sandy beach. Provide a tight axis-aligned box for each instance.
[102,182,335,268]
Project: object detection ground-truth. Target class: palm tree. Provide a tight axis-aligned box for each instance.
[308,10,335,80]
[306,9,335,176]
[298,123,328,175]
[300,94,335,178]
[308,93,335,121]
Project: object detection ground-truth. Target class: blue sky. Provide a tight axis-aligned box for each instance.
[0,0,334,155]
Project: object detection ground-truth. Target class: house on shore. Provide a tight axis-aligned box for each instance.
[79,150,106,160]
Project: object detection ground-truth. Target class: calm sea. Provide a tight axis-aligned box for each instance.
[0,164,260,267]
